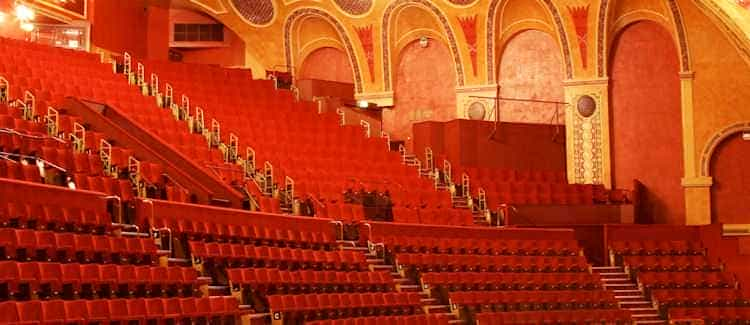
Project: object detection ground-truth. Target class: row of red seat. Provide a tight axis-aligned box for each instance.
[0,177,111,229]
[638,271,737,289]
[267,292,422,314]
[475,310,633,324]
[0,229,158,264]
[395,253,589,273]
[669,307,750,321]
[610,240,705,256]
[483,182,595,207]
[0,296,240,324]
[188,241,367,271]
[0,261,202,298]
[623,255,722,272]
[459,167,567,184]
[305,314,451,325]
[227,268,392,292]
[420,272,602,291]
[136,199,336,246]
[449,290,617,310]
[651,289,749,309]
[359,221,576,246]
[373,234,579,256]
[392,207,474,226]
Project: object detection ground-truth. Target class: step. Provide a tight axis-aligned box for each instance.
[393,278,411,284]
[620,301,654,308]
[342,246,369,251]
[371,265,393,271]
[391,272,402,277]
[336,240,357,246]
[600,272,629,277]
[613,289,642,294]
[592,266,623,271]
[602,278,631,283]
[634,321,667,325]
[448,320,466,325]
[420,298,438,304]
[615,295,647,301]
[604,283,638,288]
[366,259,385,264]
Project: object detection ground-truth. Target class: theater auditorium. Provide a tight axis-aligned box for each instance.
[0,0,749,324]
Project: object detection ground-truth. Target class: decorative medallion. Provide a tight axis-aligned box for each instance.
[230,0,274,26]
[466,101,487,120]
[577,95,596,118]
[333,0,373,16]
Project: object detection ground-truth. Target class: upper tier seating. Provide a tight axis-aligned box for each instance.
[394,253,589,273]
[0,37,252,206]
[138,58,469,225]
[449,290,619,311]
[669,307,750,322]
[227,268,393,294]
[420,272,603,291]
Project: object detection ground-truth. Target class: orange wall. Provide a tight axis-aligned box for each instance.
[299,47,354,83]
[179,30,246,67]
[609,21,685,225]
[146,4,170,61]
[388,39,456,145]
[710,134,750,224]
[498,30,565,124]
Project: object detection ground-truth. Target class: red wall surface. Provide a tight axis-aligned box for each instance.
[710,133,750,224]
[412,119,566,171]
[91,0,149,57]
[498,30,565,124]
[609,21,685,224]
[299,47,354,83]
[388,40,457,145]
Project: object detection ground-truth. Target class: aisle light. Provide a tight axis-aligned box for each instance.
[15,4,34,21]
[20,21,34,32]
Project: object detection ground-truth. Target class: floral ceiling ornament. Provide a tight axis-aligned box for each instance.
[458,15,479,76]
[568,5,589,69]
[230,0,274,26]
[355,25,376,82]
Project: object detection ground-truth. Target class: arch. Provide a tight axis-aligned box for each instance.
[299,47,354,83]
[709,130,750,224]
[497,29,565,125]
[486,0,574,83]
[283,7,363,93]
[700,121,750,177]
[381,0,465,91]
[609,20,684,224]
[597,0,692,77]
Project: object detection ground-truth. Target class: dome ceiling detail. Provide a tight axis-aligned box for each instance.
[230,0,275,26]
[333,0,373,16]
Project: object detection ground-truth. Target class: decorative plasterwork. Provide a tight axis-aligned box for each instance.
[381,0,466,91]
[699,121,750,176]
[333,0,373,17]
[229,0,276,27]
[283,8,364,93]
[190,0,228,15]
[487,0,574,83]
[457,15,479,76]
[355,25,376,82]
[445,0,479,7]
[568,5,590,69]
[570,92,604,185]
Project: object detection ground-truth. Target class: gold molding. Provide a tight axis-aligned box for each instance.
[563,77,609,86]
[455,84,498,93]
[682,176,713,188]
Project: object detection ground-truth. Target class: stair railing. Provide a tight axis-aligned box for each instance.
[22,90,35,121]
[0,76,8,104]
[71,122,86,153]
[263,161,274,196]
[360,120,371,138]
[100,139,114,176]
[44,106,59,138]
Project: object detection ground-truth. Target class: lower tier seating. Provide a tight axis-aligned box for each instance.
[669,307,750,322]
[421,272,602,291]
[475,310,633,324]
[227,268,393,294]
[0,297,239,323]
[449,290,618,312]
[268,292,422,322]
[304,314,451,325]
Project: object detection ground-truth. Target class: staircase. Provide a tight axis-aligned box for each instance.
[343,241,463,324]
[592,266,665,324]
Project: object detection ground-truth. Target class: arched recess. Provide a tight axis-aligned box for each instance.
[283,8,363,93]
[609,20,684,224]
[381,0,465,91]
[597,0,692,77]
[299,47,354,83]
[709,131,750,224]
[497,29,565,125]
[486,0,574,83]
[386,39,457,145]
